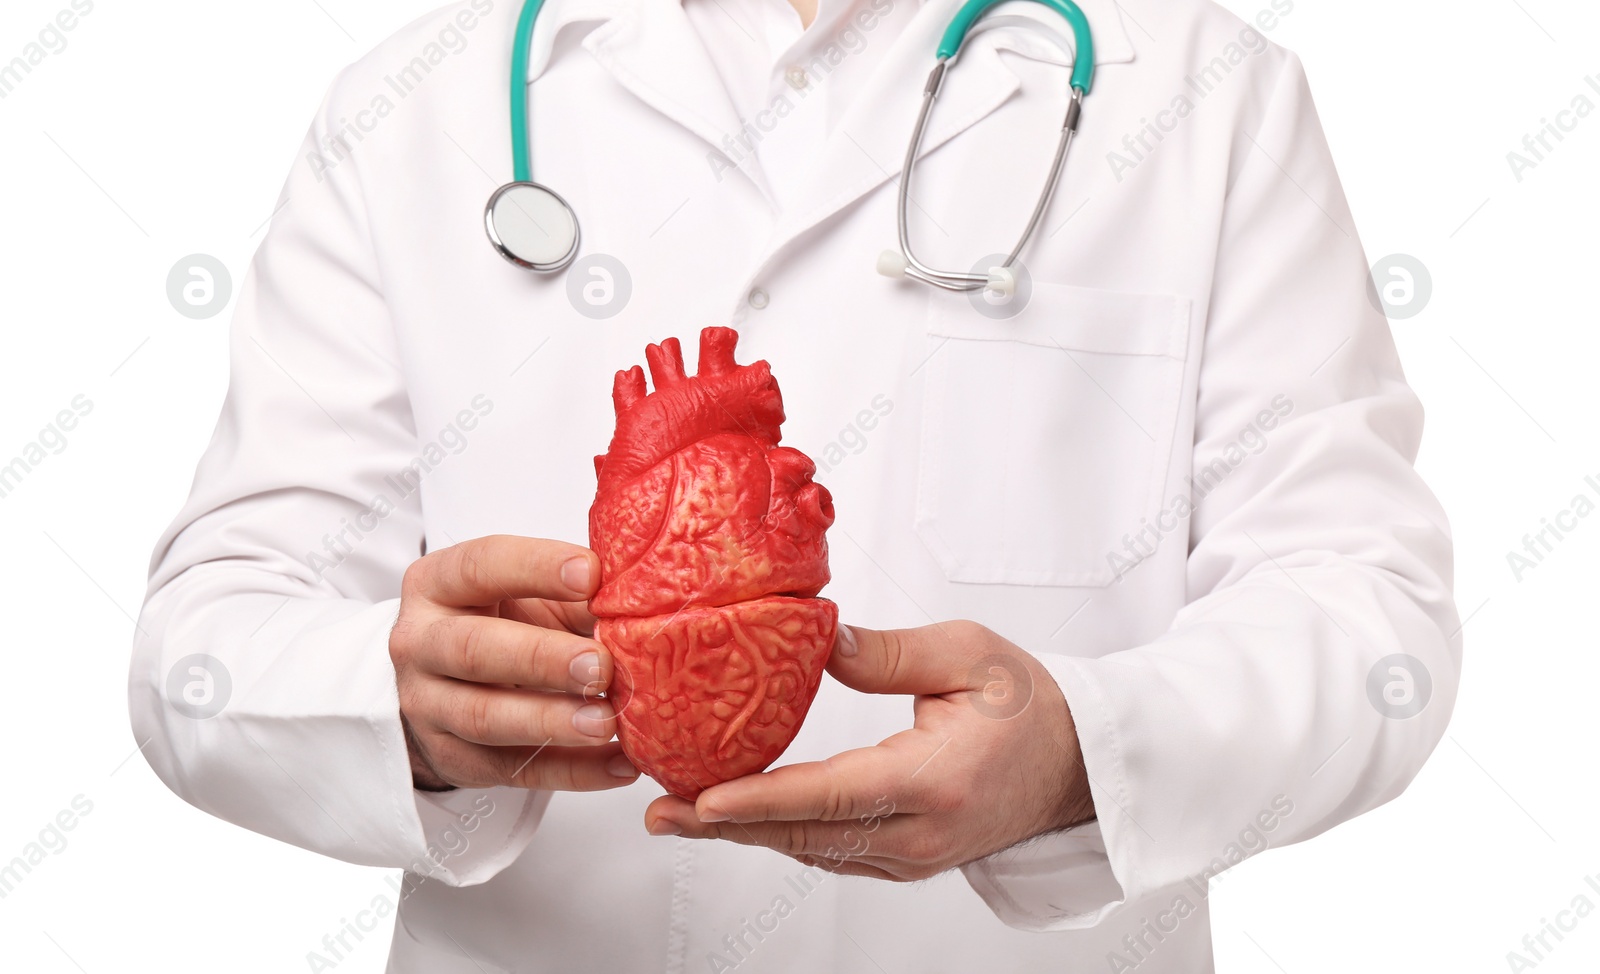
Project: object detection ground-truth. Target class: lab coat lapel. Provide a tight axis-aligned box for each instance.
[529,0,762,193]
[758,0,1137,265]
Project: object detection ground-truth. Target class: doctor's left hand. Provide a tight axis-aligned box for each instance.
[643,621,1097,881]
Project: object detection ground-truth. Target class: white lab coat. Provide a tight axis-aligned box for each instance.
[129,0,1461,969]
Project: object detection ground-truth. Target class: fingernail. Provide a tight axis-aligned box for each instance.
[836,625,858,658]
[698,806,731,823]
[572,703,614,738]
[606,753,639,779]
[570,651,602,687]
[648,819,682,837]
[560,556,593,593]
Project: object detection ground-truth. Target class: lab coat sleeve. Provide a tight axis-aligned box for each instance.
[128,67,544,886]
[961,51,1460,930]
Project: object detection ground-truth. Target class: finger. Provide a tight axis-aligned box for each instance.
[428,738,640,791]
[421,681,617,747]
[411,535,600,608]
[692,745,924,824]
[417,616,610,693]
[647,797,910,863]
[500,596,598,637]
[651,802,946,882]
[828,620,1006,696]
[789,855,898,882]
[644,795,696,834]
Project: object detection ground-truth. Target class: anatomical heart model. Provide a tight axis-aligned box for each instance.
[589,326,837,799]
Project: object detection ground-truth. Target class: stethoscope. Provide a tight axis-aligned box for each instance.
[484,0,1094,297]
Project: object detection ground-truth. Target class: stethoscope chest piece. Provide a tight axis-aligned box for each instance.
[485,181,580,272]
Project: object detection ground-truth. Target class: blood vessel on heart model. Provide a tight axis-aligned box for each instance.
[589,327,838,800]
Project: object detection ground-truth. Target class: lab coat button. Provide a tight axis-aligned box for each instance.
[785,66,809,91]
[747,287,770,310]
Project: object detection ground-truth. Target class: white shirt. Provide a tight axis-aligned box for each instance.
[684,0,918,211]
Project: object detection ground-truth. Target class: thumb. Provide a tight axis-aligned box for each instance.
[829,620,995,696]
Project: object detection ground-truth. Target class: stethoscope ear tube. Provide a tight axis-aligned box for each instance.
[889,76,1085,292]
[1064,91,1081,132]
[882,0,1093,293]
[890,61,985,291]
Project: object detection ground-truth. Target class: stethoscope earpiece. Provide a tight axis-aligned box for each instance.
[876,249,909,279]
[986,266,1017,297]
[877,249,1015,298]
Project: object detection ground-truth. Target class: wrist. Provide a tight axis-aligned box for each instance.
[1057,770,1096,831]
[1049,693,1096,832]
[401,714,457,792]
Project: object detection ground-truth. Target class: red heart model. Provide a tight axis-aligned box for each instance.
[589,327,837,799]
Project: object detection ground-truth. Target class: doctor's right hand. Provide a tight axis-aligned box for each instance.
[388,535,640,793]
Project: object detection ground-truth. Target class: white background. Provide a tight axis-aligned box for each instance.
[0,0,1595,971]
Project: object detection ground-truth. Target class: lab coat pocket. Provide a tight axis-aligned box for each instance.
[916,283,1191,587]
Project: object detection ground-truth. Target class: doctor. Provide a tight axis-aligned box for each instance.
[131,0,1460,970]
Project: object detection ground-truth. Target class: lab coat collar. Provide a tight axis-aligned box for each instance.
[524,0,748,164]
[520,0,1135,252]
[521,0,1138,66]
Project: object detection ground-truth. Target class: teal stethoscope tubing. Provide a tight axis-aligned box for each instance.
[507,0,1093,183]
[939,0,1094,92]
[509,0,545,183]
